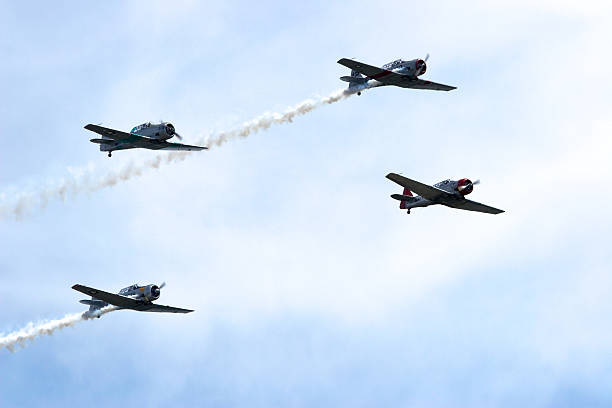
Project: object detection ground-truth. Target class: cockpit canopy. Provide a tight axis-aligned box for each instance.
[119,283,140,294]
[382,59,405,70]
[130,123,152,134]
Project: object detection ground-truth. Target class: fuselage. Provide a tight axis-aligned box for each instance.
[80,283,161,318]
[352,58,426,92]
[96,122,177,153]
[401,179,475,211]
[129,122,176,140]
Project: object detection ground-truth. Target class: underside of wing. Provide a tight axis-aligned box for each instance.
[72,284,143,309]
[398,78,456,91]
[386,173,450,201]
[443,199,505,214]
[157,141,207,151]
[84,124,134,141]
[337,58,397,82]
[139,304,194,313]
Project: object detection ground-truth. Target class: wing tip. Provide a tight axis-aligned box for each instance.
[386,172,399,180]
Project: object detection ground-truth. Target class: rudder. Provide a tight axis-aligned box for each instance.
[399,187,413,209]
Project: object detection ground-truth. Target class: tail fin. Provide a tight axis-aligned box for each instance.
[339,69,367,90]
[399,187,413,209]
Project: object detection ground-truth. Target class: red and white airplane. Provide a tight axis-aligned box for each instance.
[338,55,456,95]
[387,173,504,214]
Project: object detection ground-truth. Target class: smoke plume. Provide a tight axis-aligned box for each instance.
[0,89,353,219]
[0,307,117,352]
[205,88,353,147]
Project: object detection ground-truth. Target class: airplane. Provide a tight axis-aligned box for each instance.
[72,282,194,318]
[338,55,456,95]
[386,173,504,214]
[85,122,207,157]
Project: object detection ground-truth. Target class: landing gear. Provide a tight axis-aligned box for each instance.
[108,151,112,157]
[357,91,362,96]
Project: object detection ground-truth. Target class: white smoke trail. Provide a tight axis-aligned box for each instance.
[0,89,353,219]
[0,307,117,352]
[205,88,353,147]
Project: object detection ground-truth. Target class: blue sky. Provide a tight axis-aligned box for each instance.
[1,1,612,406]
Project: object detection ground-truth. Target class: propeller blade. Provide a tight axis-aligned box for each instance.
[174,133,183,141]
[159,282,166,289]
[472,179,480,185]
[424,53,430,62]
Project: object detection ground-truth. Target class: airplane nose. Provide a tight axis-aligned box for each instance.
[165,123,175,136]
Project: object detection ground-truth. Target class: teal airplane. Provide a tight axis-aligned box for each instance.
[85,122,207,157]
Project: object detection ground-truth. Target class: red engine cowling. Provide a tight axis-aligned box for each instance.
[456,178,474,195]
[415,59,427,76]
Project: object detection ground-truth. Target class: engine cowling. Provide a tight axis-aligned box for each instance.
[415,59,427,76]
[164,123,175,139]
[143,284,161,301]
[456,178,474,195]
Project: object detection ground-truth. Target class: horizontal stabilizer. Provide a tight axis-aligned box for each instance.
[391,194,418,202]
[79,299,107,307]
[340,76,368,84]
[90,138,113,144]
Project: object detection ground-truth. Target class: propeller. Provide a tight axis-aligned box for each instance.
[149,282,165,299]
[457,178,479,193]
[416,53,429,76]
[161,120,182,140]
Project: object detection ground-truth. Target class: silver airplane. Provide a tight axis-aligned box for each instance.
[387,173,504,214]
[72,282,194,318]
[85,122,207,157]
[338,55,456,95]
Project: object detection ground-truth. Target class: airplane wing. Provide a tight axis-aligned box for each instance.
[338,58,456,91]
[71,284,194,313]
[139,304,195,313]
[84,124,133,141]
[156,141,207,151]
[338,58,397,81]
[443,199,505,214]
[386,173,449,201]
[72,284,143,309]
[396,78,456,91]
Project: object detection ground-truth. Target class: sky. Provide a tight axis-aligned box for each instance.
[1,0,612,406]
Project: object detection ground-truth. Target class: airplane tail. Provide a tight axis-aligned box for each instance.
[398,188,413,209]
[79,297,108,318]
[339,69,368,91]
